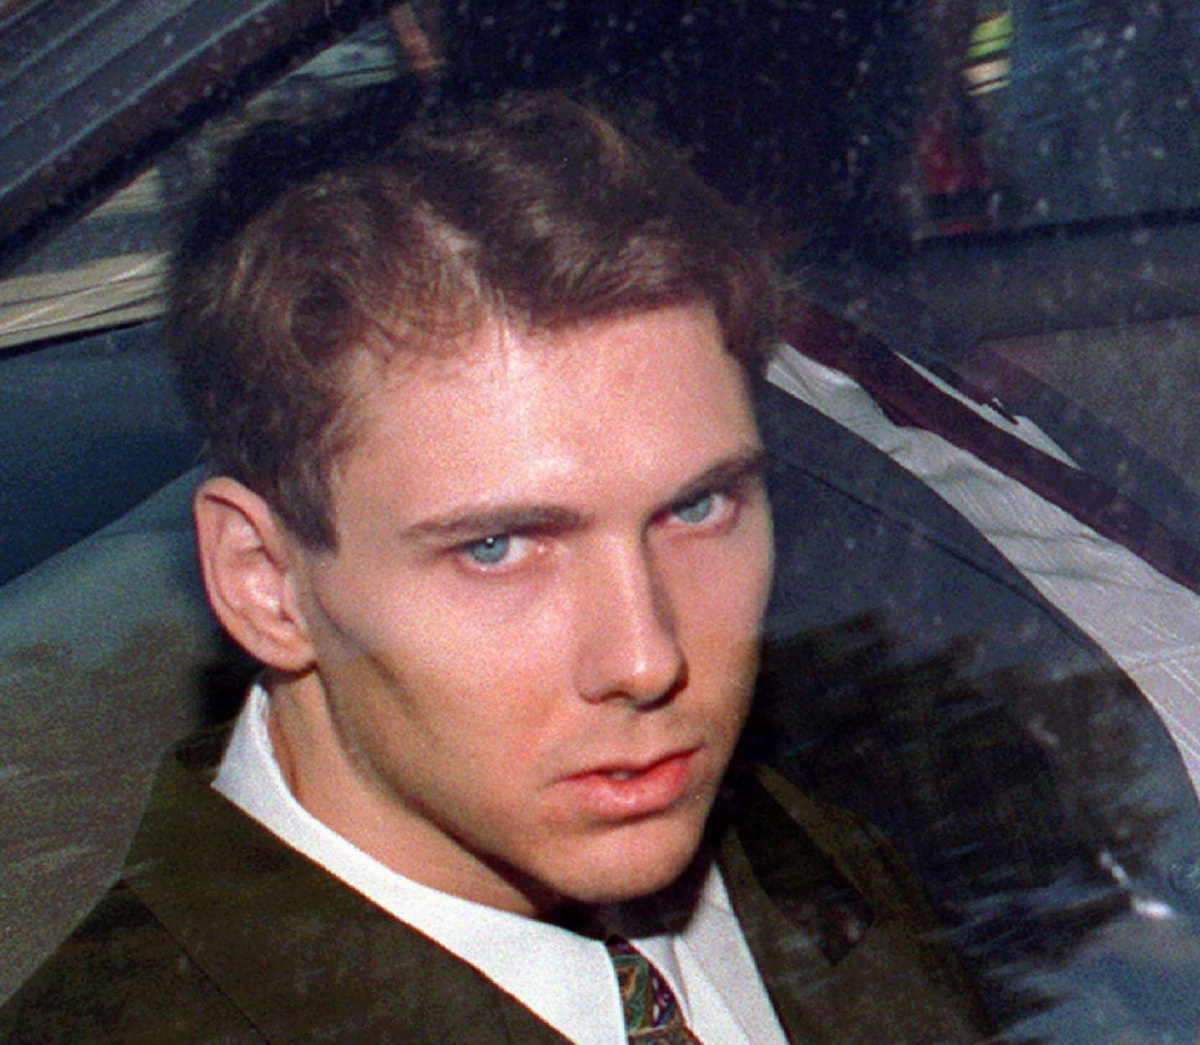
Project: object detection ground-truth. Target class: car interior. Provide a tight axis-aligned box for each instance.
[5,2,1200,1036]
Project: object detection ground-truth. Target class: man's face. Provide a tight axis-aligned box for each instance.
[282,302,773,915]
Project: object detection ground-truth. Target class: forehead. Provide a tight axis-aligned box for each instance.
[328,303,759,529]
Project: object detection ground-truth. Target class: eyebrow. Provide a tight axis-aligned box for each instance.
[664,448,766,510]
[401,446,766,545]
[403,504,586,544]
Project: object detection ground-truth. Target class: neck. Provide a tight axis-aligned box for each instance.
[263,670,565,917]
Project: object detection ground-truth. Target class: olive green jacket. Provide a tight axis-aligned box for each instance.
[0,728,994,1043]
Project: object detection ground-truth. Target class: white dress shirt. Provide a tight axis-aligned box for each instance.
[768,343,1200,799]
[214,684,788,1045]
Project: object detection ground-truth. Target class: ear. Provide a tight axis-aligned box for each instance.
[193,477,316,673]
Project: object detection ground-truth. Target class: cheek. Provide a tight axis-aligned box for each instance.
[677,514,774,635]
[327,631,554,811]
[311,566,572,750]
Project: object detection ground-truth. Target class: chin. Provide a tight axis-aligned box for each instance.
[552,815,711,908]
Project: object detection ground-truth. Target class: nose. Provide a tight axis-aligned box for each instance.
[574,540,686,706]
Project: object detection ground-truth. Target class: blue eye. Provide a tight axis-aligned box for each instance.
[674,493,716,525]
[465,535,512,566]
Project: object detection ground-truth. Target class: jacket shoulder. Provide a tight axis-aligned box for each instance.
[0,881,263,1044]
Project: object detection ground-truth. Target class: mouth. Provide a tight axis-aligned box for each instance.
[561,748,702,821]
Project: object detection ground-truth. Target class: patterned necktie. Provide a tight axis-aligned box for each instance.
[605,936,704,1045]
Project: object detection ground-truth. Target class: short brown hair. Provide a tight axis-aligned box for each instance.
[170,89,780,548]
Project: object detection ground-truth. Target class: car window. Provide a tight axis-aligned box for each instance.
[5,7,1200,1043]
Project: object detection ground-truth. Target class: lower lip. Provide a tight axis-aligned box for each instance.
[563,751,698,821]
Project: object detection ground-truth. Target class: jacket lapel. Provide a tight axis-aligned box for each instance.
[123,728,573,1045]
[716,766,994,1045]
